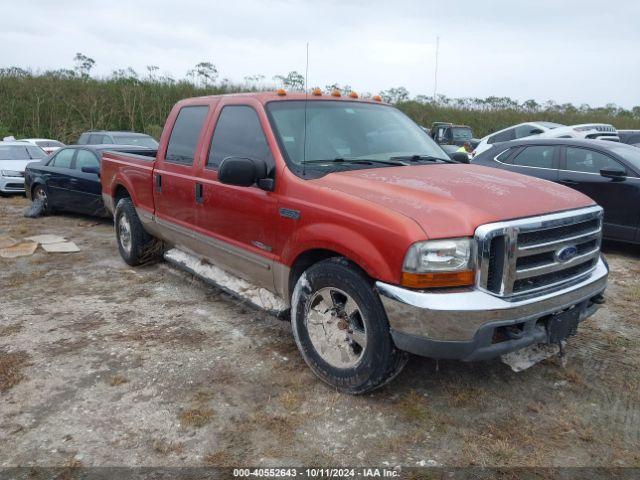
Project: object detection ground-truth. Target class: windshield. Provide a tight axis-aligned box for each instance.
[608,144,640,172]
[112,135,159,148]
[0,145,48,161]
[266,100,449,172]
[537,121,565,129]
[451,127,472,140]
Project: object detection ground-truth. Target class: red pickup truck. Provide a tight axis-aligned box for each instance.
[101,91,608,393]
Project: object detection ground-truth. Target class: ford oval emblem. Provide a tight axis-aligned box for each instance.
[556,245,578,263]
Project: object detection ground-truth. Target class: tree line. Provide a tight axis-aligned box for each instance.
[1,54,639,144]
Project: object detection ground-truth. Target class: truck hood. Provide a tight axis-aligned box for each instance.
[0,160,32,173]
[314,164,595,239]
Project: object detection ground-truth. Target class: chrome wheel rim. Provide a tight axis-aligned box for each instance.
[34,187,48,208]
[305,287,367,369]
[118,214,132,255]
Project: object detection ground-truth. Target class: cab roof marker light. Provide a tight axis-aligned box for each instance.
[312,88,322,96]
[372,95,382,102]
[348,91,358,99]
[331,90,341,97]
[276,89,287,96]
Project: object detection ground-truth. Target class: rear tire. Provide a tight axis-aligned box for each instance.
[32,184,52,214]
[291,257,408,394]
[114,198,163,266]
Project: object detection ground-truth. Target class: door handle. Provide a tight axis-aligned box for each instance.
[195,183,203,204]
[155,174,162,192]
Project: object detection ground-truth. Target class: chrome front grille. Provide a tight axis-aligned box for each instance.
[476,206,603,298]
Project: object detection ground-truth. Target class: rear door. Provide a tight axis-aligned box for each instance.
[70,149,104,215]
[508,144,559,182]
[194,99,279,289]
[46,148,77,207]
[153,104,210,238]
[559,146,637,241]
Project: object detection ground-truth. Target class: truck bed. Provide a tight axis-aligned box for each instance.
[101,150,157,216]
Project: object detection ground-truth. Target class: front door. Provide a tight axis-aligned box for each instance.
[71,148,104,216]
[559,146,638,241]
[194,100,279,290]
[46,148,77,209]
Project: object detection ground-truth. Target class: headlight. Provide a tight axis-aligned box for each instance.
[402,238,475,288]
[1,170,22,177]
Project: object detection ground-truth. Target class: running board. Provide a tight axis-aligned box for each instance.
[164,248,288,317]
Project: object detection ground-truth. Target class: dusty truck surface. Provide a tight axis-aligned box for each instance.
[101,91,608,393]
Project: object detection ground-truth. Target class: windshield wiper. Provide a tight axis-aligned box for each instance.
[390,154,454,164]
[304,157,408,166]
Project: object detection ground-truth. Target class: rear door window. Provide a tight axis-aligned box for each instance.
[88,134,104,144]
[207,105,273,170]
[565,147,624,174]
[51,149,75,168]
[512,145,555,168]
[165,105,209,165]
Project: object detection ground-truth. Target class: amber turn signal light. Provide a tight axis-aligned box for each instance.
[401,270,475,289]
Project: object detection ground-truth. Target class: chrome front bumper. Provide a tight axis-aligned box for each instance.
[377,257,608,360]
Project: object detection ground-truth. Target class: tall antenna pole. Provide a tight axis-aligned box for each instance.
[302,42,309,176]
[433,36,439,104]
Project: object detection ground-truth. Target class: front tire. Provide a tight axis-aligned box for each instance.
[291,257,408,394]
[114,198,163,266]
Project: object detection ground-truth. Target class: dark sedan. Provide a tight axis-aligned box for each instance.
[25,145,155,217]
[472,138,640,244]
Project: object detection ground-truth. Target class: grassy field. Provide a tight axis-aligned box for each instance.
[1,70,640,143]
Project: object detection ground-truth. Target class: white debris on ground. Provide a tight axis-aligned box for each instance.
[24,234,67,244]
[0,241,38,258]
[41,242,80,253]
[0,235,17,248]
[164,248,287,313]
[501,342,562,372]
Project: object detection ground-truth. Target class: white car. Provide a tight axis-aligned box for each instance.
[19,138,65,155]
[0,141,48,194]
[473,121,620,157]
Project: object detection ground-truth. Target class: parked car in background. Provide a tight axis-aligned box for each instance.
[430,122,479,148]
[0,141,48,195]
[618,130,640,146]
[19,138,65,155]
[473,122,620,157]
[101,91,607,393]
[25,145,155,216]
[472,138,640,243]
[77,131,159,149]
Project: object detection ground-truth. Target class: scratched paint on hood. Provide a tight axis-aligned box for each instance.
[314,164,594,239]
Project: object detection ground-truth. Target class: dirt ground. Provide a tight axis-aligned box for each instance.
[0,195,639,468]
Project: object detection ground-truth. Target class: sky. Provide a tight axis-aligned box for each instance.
[1,0,639,107]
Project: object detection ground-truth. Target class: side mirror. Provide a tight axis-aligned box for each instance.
[218,156,273,190]
[450,152,470,164]
[82,165,100,177]
[600,168,626,181]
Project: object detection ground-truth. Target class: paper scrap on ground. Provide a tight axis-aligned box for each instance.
[41,242,80,253]
[0,242,38,258]
[24,234,67,245]
[0,235,18,249]
[501,342,561,372]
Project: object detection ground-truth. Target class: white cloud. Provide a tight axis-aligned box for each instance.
[2,0,638,107]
